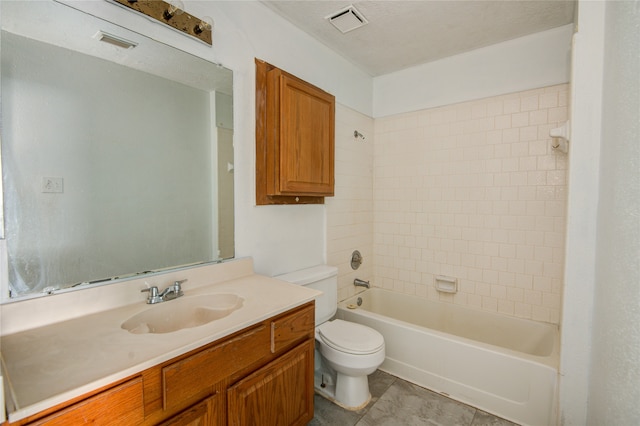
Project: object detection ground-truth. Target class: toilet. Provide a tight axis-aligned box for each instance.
[276,265,385,410]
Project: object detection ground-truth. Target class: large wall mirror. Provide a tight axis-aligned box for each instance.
[0,1,234,301]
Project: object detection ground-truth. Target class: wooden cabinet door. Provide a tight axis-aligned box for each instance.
[158,392,221,426]
[227,339,314,426]
[273,70,335,197]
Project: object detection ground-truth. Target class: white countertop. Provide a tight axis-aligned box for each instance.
[1,267,320,422]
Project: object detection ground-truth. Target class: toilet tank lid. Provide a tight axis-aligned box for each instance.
[275,265,338,285]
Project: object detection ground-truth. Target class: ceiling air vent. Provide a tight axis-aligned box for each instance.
[326,5,368,34]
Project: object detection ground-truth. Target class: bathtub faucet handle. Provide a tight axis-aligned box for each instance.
[354,278,370,289]
[351,250,363,270]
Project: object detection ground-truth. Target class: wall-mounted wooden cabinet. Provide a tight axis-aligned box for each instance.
[256,59,335,205]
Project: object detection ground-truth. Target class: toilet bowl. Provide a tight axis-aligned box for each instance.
[275,265,385,410]
[316,319,385,408]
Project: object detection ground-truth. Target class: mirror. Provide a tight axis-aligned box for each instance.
[0,1,234,300]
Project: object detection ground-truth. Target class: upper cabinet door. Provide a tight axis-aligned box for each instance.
[275,70,335,196]
[256,59,335,205]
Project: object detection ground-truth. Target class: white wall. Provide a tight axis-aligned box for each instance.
[558,2,605,424]
[373,24,573,118]
[190,1,373,277]
[587,1,640,424]
[560,1,640,423]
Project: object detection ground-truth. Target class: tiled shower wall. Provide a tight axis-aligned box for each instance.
[326,104,374,302]
[373,84,569,324]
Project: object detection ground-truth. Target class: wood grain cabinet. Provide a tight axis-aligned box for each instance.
[15,303,315,426]
[228,340,314,426]
[25,377,144,426]
[158,393,221,426]
[256,59,335,205]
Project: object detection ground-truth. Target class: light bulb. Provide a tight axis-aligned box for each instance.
[163,0,184,20]
[194,16,214,34]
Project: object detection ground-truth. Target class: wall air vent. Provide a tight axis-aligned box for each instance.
[94,31,138,49]
[326,5,368,34]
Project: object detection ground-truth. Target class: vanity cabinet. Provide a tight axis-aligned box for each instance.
[256,59,335,205]
[158,393,220,426]
[15,302,315,426]
[228,340,314,426]
[25,377,144,426]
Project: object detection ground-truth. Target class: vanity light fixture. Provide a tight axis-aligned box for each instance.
[111,0,213,45]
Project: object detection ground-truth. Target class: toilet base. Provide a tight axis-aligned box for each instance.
[313,339,383,411]
[314,368,372,411]
[335,373,371,409]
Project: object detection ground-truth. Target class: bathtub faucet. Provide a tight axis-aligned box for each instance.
[354,278,370,289]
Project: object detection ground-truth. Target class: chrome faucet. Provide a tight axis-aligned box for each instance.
[141,286,163,304]
[354,278,370,289]
[142,279,187,304]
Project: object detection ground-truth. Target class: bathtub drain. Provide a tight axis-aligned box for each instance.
[357,297,362,306]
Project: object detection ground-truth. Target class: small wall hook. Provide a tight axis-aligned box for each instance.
[354,130,365,140]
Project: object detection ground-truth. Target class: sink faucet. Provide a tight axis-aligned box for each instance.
[354,278,370,289]
[160,279,187,301]
[141,285,163,304]
[142,279,187,304]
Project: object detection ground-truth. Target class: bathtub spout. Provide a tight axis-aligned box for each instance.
[354,278,370,288]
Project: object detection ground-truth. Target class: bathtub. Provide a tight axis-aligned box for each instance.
[337,288,559,426]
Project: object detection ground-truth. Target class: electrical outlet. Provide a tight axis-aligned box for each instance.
[41,177,63,193]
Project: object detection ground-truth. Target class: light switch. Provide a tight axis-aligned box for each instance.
[41,177,63,193]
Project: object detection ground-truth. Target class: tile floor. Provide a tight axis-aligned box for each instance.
[309,370,519,426]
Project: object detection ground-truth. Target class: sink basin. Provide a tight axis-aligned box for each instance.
[122,293,244,334]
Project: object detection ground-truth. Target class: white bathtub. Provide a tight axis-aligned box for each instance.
[337,288,559,426]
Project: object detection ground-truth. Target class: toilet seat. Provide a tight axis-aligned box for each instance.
[317,319,384,355]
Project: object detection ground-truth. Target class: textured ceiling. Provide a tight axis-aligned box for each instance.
[261,0,575,76]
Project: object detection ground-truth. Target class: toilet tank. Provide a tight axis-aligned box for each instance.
[275,265,337,325]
